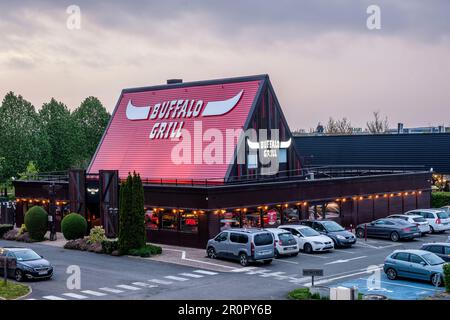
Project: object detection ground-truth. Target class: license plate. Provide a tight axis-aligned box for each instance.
[38,271,47,275]
[259,250,271,255]
[284,246,296,251]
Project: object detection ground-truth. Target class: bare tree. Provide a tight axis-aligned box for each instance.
[366,111,389,133]
[325,117,353,134]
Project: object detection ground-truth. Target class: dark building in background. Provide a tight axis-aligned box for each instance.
[295,133,450,175]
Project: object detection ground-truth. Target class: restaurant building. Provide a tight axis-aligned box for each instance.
[13,75,432,248]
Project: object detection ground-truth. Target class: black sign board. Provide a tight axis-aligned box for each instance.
[303,269,324,277]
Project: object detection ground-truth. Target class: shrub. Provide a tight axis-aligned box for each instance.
[87,226,107,244]
[18,224,27,235]
[128,244,162,257]
[444,263,450,293]
[61,213,87,240]
[101,239,119,254]
[24,206,48,241]
[431,192,450,208]
[0,224,13,238]
[288,288,328,300]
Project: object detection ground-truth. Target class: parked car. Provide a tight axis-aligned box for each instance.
[0,247,53,282]
[356,218,421,242]
[206,229,274,266]
[404,209,450,233]
[440,206,450,214]
[278,225,334,253]
[383,249,445,286]
[387,214,431,235]
[265,228,298,258]
[420,243,450,262]
[299,220,356,247]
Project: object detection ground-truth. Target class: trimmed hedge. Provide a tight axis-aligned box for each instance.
[431,192,450,208]
[61,213,87,240]
[0,224,14,238]
[444,263,450,293]
[24,206,48,241]
[128,244,162,257]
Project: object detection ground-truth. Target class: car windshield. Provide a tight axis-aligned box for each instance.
[13,249,41,261]
[437,212,449,219]
[299,227,320,237]
[422,253,445,266]
[278,233,294,242]
[322,221,344,232]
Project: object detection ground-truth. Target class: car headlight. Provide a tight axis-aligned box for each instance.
[313,241,323,245]
[336,235,346,240]
[22,265,34,272]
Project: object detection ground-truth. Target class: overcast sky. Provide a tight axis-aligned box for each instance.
[1,0,449,130]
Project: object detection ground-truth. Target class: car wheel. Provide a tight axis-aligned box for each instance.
[15,270,24,282]
[239,253,249,267]
[356,228,365,238]
[431,273,442,287]
[386,268,397,280]
[263,259,272,265]
[430,226,435,234]
[207,247,217,259]
[304,243,313,254]
[390,232,400,242]
[274,249,280,258]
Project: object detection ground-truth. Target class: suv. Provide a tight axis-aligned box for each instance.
[299,220,356,247]
[206,229,274,266]
[405,209,450,233]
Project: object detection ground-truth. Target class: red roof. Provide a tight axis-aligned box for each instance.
[88,76,264,181]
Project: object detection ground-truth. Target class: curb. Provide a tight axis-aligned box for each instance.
[0,282,32,301]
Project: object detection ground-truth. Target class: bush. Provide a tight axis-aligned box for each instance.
[128,244,162,257]
[444,263,450,293]
[18,224,27,235]
[61,213,87,240]
[24,206,48,241]
[101,239,119,254]
[288,288,328,300]
[87,226,107,244]
[0,224,13,238]
[431,192,450,208]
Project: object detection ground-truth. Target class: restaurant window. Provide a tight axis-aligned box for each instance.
[220,211,241,231]
[278,149,287,164]
[243,210,261,228]
[162,210,178,230]
[145,209,159,230]
[283,207,300,224]
[180,211,199,233]
[308,202,340,220]
[262,208,281,227]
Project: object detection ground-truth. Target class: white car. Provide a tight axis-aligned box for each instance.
[405,209,450,233]
[388,214,431,235]
[265,228,299,257]
[278,225,334,253]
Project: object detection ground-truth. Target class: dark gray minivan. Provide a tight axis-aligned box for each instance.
[206,229,274,266]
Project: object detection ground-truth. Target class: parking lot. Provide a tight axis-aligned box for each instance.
[155,231,450,300]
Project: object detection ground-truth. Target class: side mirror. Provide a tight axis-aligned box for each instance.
[40,255,44,258]
[420,261,426,266]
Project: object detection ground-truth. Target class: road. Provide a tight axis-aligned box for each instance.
[1,231,448,300]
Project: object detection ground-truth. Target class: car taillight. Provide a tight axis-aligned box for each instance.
[436,218,442,224]
[403,228,411,232]
[251,242,255,255]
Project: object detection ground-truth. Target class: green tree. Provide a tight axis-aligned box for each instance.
[18,161,39,180]
[38,98,74,171]
[71,97,110,168]
[0,92,48,182]
[118,172,145,253]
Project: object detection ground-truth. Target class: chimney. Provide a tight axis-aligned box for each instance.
[167,79,183,85]
[397,123,404,134]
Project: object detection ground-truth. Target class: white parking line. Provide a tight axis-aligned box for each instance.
[288,277,310,283]
[99,287,124,294]
[304,267,383,287]
[132,282,158,288]
[62,293,89,299]
[274,259,299,265]
[81,290,107,297]
[324,256,368,265]
[259,271,287,278]
[333,249,357,254]
[297,252,328,259]
[148,279,173,285]
[179,273,204,278]
[116,284,141,291]
[245,269,271,275]
[193,270,219,275]
[230,267,259,272]
[42,295,66,300]
[164,275,189,281]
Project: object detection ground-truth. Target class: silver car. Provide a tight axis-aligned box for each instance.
[206,229,274,266]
